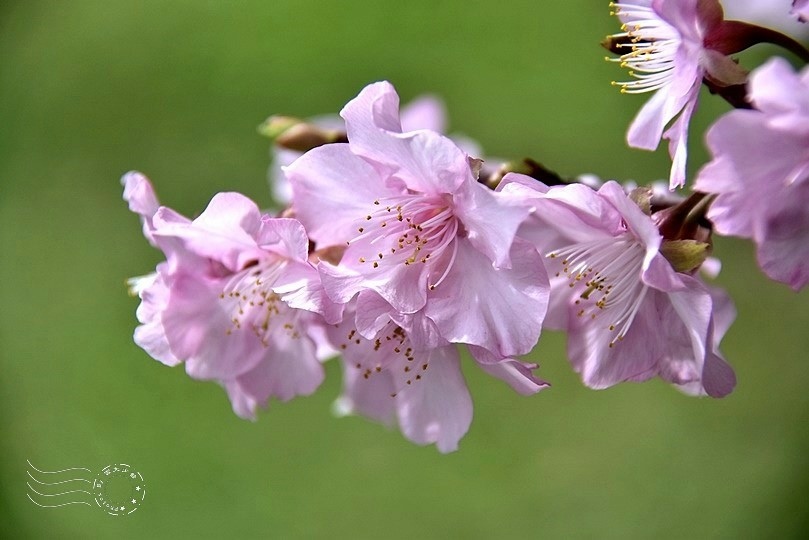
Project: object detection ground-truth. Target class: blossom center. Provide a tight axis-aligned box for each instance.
[350,193,459,289]
[218,260,300,346]
[607,1,681,94]
[549,233,647,347]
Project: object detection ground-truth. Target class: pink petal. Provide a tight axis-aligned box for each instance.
[233,330,324,403]
[701,49,748,86]
[131,271,180,366]
[318,246,429,313]
[597,182,682,291]
[340,81,471,194]
[354,290,402,339]
[642,253,689,293]
[400,95,447,133]
[153,193,266,273]
[284,143,396,247]
[598,181,661,251]
[268,147,299,206]
[395,310,447,352]
[256,217,310,263]
[152,206,191,228]
[666,276,712,366]
[677,287,737,398]
[222,327,324,421]
[755,193,809,290]
[162,274,266,380]
[567,292,661,389]
[223,380,262,420]
[543,273,576,331]
[748,57,809,118]
[394,345,472,453]
[695,112,768,238]
[122,171,160,227]
[453,181,530,268]
[469,347,550,395]
[273,262,344,325]
[425,238,549,358]
[699,285,737,397]
[342,80,403,133]
[122,171,164,246]
[694,59,809,290]
[194,192,262,238]
[627,86,674,150]
[496,172,550,197]
[653,0,701,41]
[662,85,700,188]
[333,359,397,426]
[701,350,736,397]
[567,280,714,391]
[540,183,625,240]
[122,171,160,217]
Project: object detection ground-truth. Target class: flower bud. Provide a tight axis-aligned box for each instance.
[660,239,711,274]
[258,115,347,152]
[484,158,566,189]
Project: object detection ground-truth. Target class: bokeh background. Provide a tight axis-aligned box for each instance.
[2,1,808,538]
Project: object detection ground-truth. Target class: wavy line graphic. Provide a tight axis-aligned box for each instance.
[27,483,92,498]
[26,459,94,509]
[27,494,92,508]
[27,460,92,475]
[27,471,91,485]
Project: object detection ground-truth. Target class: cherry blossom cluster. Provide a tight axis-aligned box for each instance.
[124,0,809,452]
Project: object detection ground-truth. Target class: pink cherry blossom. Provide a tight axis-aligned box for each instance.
[694,57,809,291]
[327,299,548,453]
[499,175,736,396]
[285,81,550,360]
[123,172,340,419]
[608,0,747,188]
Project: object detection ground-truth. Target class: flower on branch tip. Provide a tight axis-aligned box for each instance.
[284,81,550,361]
[694,57,809,291]
[122,171,341,419]
[606,0,748,189]
[499,174,736,397]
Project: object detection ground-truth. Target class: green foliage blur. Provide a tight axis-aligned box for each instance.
[1,1,808,538]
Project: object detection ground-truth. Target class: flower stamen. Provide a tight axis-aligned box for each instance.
[607,2,681,94]
[549,234,647,346]
[336,323,429,396]
[352,194,460,288]
[219,260,300,346]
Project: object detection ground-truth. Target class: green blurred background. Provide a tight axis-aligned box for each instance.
[2,1,808,538]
